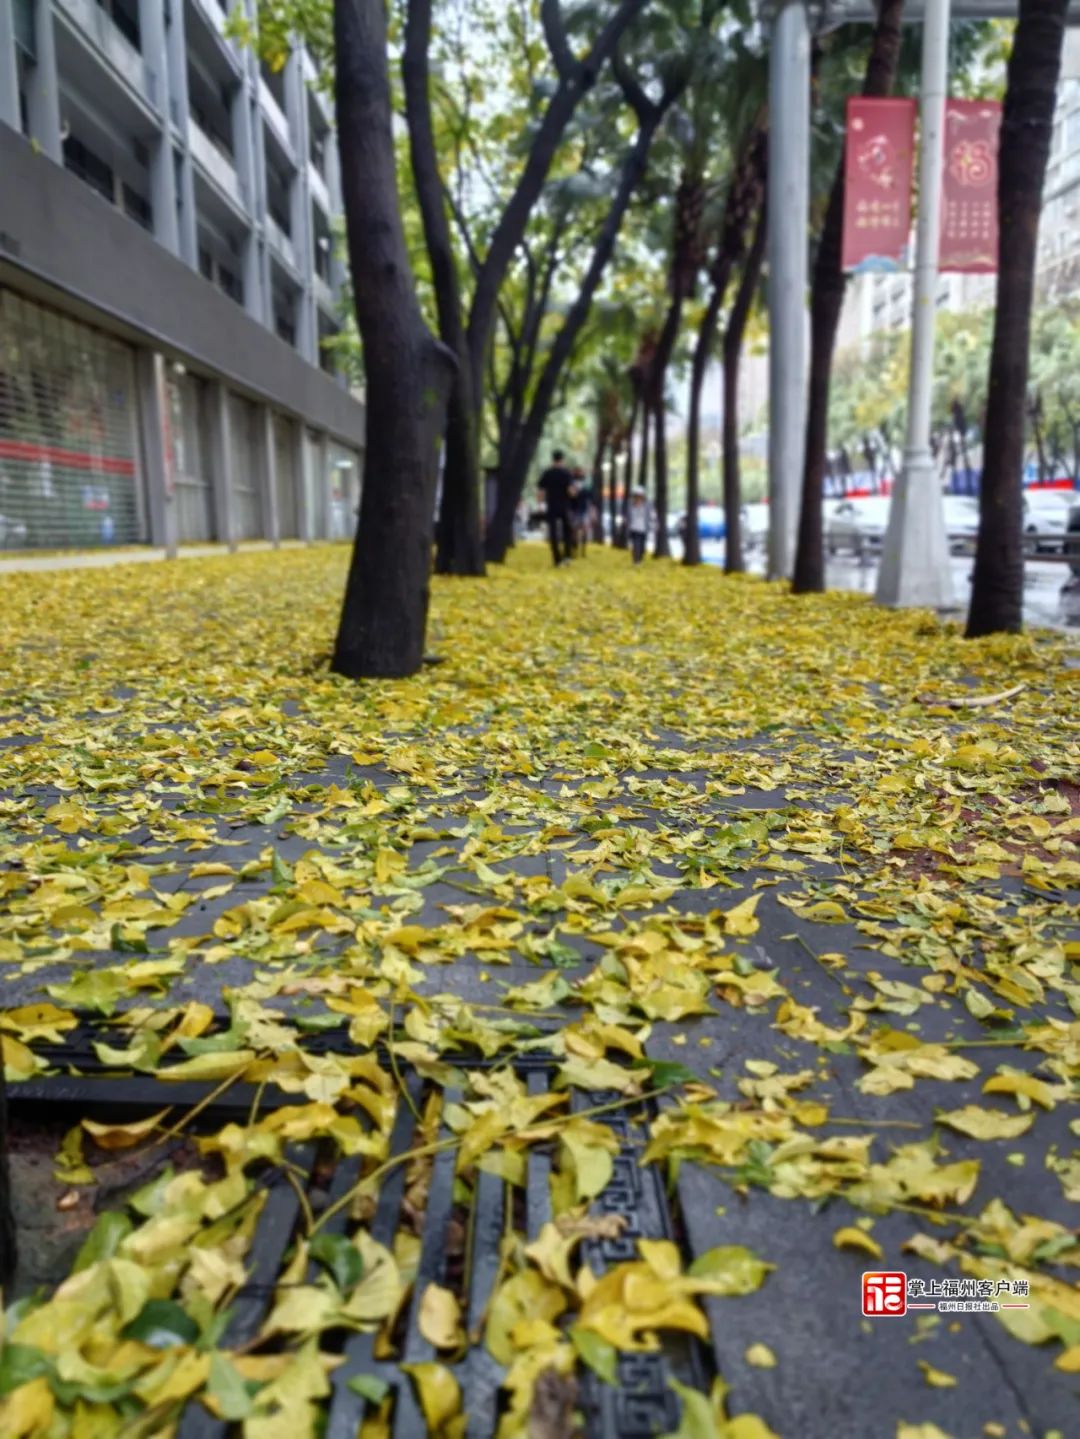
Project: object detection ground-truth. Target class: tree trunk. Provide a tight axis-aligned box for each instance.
[331,0,456,679]
[722,203,767,575]
[484,105,668,562]
[614,394,639,546]
[0,1051,13,1290]
[591,429,608,542]
[792,0,906,594]
[968,0,1067,636]
[403,0,484,577]
[650,297,683,559]
[685,125,768,567]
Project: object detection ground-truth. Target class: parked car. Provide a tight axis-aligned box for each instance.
[825,497,890,555]
[943,494,981,552]
[1067,497,1080,577]
[1023,488,1073,554]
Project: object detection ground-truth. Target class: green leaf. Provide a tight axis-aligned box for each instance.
[309,1231,364,1293]
[121,1299,200,1349]
[346,1373,391,1404]
[208,1351,254,1420]
[73,1211,133,1272]
[0,1343,51,1396]
[570,1326,618,1385]
[635,1059,697,1090]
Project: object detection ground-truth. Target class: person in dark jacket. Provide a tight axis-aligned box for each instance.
[537,450,573,566]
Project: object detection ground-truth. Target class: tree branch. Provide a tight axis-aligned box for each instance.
[541,0,577,83]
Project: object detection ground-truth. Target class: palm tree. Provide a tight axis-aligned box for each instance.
[968,0,1069,636]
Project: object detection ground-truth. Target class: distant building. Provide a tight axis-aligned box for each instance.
[0,0,364,552]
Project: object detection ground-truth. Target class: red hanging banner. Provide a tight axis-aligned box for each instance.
[841,97,917,273]
[940,99,1001,273]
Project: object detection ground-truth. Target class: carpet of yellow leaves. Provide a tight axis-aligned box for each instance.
[0,545,1077,1438]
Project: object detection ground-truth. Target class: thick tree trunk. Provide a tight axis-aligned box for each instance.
[0,1052,14,1290]
[652,397,671,557]
[484,107,667,562]
[792,0,905,594]
[722,204,767,575]
[403,0,483,577]
[331,0,456,678]
[591,429,608,542]
[968,0,1067,636]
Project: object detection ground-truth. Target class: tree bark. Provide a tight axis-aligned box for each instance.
[331,0,456,679]
[792,0,906,594]
[402,0,483,577]
[722,202,767,575]
[484,95,671,562]
[650,298,683,559]
[968,0,1067,636]
[0,1050,13,1290]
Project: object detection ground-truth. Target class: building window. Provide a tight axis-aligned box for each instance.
[218,266,242,304]
[122,184,153,231]
[96,0,141,50]
[275,316,295,345]
[198,247,213,280]
[63,135,114,204]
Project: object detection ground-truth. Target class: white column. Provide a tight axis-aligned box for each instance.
[259,406,280,545]
[876,0,955,609]
[286,53,317,364]
[165,0,197,266]
[295,422,314,542]
[208,383,237,551]
[767,0,810,580]
[26,0,61,160]
[0,0,20,132]
[139,0,179,253]
[138,352,179,557]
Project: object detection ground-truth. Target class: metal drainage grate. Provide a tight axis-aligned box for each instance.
[9,1020,711,1437]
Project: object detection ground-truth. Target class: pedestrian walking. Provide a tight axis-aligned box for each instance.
[628,486,649,563]
[570,468,591,557]
[537,450,573,566]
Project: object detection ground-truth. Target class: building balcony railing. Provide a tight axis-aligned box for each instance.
[56,0,153,107]
[313,273,335,314]
[308,162,330,216]
[189,119,244,210]
[259,79,293,159]
[267,214,297,272]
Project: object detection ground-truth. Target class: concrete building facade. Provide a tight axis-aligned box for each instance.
[0,0,363,552]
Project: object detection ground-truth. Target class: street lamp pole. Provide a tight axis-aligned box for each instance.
[767,0,810,580]
[876,0,955,608]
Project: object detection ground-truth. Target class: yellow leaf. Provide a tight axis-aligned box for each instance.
[982,1071,1056,1110]
[158,1050,255,1082]
[917,1360,957,1388]
[832,1226,883,1260]
[418,1284,465,1351]
[721,894,761,936]
[82,1107,171,1150]
[935,1106,1033,1141]
[1053,1345,1080,1372]
[401,1363,464,1438]
[745,1343,777,1368]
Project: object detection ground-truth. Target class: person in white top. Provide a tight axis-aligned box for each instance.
[628,488,649,563]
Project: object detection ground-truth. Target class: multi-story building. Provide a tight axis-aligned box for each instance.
[0,0,364,552]
[1038,30,1080,301]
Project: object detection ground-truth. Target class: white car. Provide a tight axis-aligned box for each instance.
[943,494,981,552]
[1023,489,1073,554]
[825,497,890,555]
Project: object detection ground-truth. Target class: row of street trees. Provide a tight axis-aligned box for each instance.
[246,0,1070,675]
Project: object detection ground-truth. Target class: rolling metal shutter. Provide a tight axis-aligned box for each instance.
[0,289,145,551]
[229,393,261,540]
[273,415,298,538]
[168,371,215,542]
